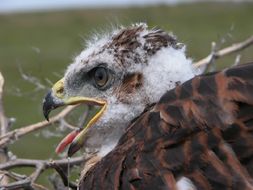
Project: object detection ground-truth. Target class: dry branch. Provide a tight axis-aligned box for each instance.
[50,163,77,189]
[1,178,49,190]
[0,170,26,181]
[0,105,77,148]
[0,71,8,135]
[0,71,10,186]
[0,156,85,171]
[193,35,253,69]
[0,155,87,189]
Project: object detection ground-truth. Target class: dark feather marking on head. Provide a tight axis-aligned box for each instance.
[117,72,143,103]
[143,29,179,56]
[121,73,143,92]
[80,25,181,68]
[108,26,144,66]
[108,25,180,66]
[110,26,144,48]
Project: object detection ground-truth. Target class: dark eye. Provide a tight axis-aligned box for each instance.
[93,67,108,88]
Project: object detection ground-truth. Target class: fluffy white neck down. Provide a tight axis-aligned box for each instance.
[176,177,197,190]
[94,46,195,157]
[93,98,146,157]
[143,46,194,103]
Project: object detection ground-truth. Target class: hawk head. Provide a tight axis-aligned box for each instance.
[43,23,194,157]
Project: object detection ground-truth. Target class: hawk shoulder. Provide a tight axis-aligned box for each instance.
[80,62,253,190]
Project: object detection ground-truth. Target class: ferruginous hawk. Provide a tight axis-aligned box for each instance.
[43,23,253,189]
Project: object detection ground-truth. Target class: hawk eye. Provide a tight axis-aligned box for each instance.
[93,67,108,88]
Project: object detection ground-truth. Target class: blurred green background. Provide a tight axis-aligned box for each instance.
[0,2,253,187]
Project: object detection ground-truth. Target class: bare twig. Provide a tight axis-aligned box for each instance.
[0,170,26,181]
[1,178,32,190]
[0,155,86,189]
[32,183,49,190]
[0,71,10,186]
[50,163,77,189]
[0,71,8,135]
[233,54,241,66]
[0,155,86,171]
[18,65,46,91]
[49,173,69,190]
[200,41,218,73]
[0,178,49,190]
[0,105,78,148]
[31,162,45,183]
[194,35,253,69]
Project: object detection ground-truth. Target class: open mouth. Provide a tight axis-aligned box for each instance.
[42,79,107,157]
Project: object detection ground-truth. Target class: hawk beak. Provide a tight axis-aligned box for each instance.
[42,78,107,157]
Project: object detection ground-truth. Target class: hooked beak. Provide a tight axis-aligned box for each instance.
[42,78,107,157]
[43,90,63,121]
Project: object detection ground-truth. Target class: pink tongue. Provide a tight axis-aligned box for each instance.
[55,130,80,154]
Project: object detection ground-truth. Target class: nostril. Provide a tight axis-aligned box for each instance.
[53,79,64,98]
[56,87,64,94]
[52,78,65,98]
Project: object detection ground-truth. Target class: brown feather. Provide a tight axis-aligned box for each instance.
[117,73,143,103]
[80,63,253,190]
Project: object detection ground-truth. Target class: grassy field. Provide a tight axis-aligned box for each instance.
[0,2,253,187]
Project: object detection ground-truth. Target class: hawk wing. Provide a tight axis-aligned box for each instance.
[80,63,253,190]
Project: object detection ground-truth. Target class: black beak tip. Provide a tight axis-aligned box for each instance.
[42,90,54,121]
[67,142,80,157]
[43,100,50,121]
[42,90,64,121]
[44,112,50,121]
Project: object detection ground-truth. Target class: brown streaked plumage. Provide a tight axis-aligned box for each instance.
[117,73,144,103]
[80,63,253,190]
[42,24,253,189]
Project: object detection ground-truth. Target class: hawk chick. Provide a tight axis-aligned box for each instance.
[43,23,195,157]
[43,23,253,190]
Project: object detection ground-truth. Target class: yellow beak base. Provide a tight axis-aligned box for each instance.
[43,78,107,157]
